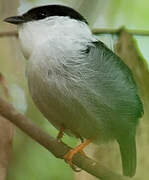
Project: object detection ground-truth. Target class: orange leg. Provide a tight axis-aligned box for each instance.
[57,125,65,142]
[64,139,92,167]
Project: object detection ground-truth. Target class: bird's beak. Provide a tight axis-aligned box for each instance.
[4,16,25,25]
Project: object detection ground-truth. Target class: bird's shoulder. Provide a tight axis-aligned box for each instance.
[86,40,137,87]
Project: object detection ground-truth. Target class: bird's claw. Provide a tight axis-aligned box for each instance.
[64,149,81,172]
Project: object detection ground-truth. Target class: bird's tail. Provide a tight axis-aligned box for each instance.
[117,135,136,177]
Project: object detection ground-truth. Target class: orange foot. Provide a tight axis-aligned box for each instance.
[64,139,92,171]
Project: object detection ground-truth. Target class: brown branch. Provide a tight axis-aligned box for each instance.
[0,73,10,98]
[92,27,149,36]
[0,31,18,38]
[0,97,129,180]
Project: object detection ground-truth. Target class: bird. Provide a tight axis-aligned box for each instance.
[4,4,143,177]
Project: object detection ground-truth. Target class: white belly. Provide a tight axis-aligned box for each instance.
[26,61,109,143]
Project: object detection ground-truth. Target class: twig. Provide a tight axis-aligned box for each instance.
[0,73,10,98]
[92,27,149,36]
[0,97,128,180]
[0,31,18,38]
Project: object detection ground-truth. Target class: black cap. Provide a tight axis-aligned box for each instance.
[4,5,88,25]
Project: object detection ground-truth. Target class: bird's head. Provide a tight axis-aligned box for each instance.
[4,5,88,26]
[4,5,91,59]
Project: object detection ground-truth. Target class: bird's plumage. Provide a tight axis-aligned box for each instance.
[26,38,143,141]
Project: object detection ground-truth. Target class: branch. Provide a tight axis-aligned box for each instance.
[0,73,10,98]
[0,97,129,180]
[0,31,18,38]
[92,27,149,36]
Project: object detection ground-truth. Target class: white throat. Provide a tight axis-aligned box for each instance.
[18,16,95,59]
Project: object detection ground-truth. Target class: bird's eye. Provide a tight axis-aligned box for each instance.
[40,12,46,17]
[37,12,47,19]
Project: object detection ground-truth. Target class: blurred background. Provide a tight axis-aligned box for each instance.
[0,0,149,180]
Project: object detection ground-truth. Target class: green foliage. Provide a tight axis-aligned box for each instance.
[106,0,149,29]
